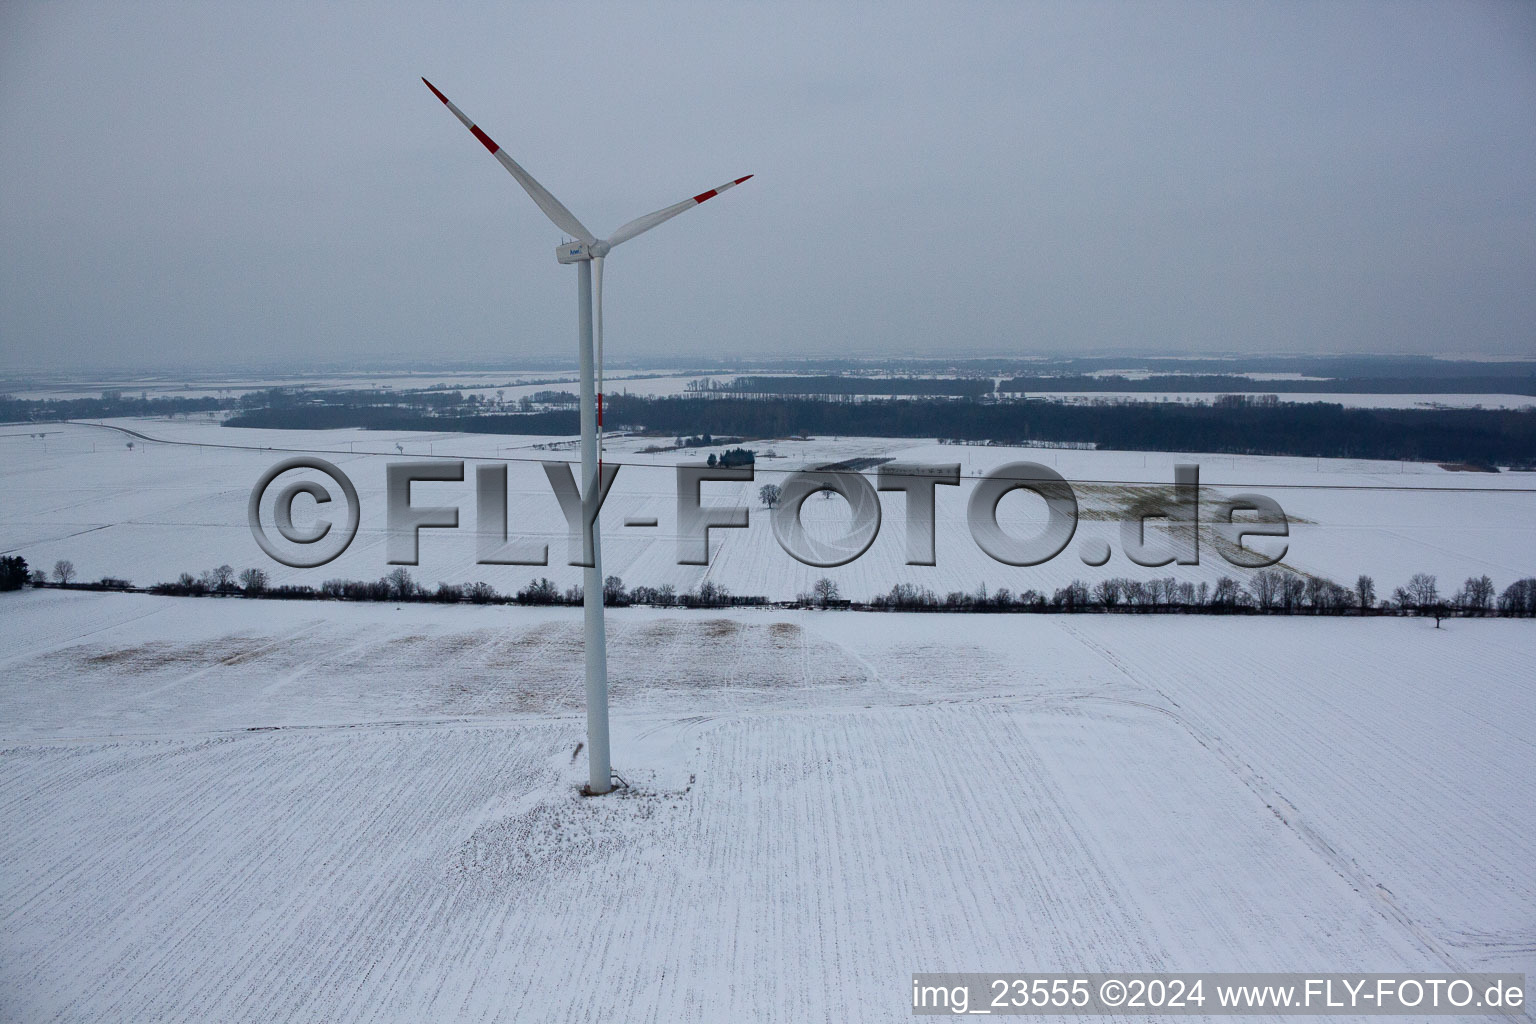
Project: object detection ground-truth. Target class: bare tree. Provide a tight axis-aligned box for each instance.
[758,483,782,509]
[1251,570,1282,611]
[1093,578,1121,608]
[1280,573,1306,612]
[1304,575,1329,611]
[691,580,731,607]
[385,566,416,600]
[1211,576,1243,608]
[1462,574,1494,613]
[465,581,499,604]
[877,582,937,609]
[238,567,269,595]
[812,577,840,606]
[1406,573,1439,610]
[52,559,76,585]
[1052,580,1090,610]
[1355,574,1375,611]
[1325,581,1352,612]
[516,577,560,605]
[1305,577,1347,613]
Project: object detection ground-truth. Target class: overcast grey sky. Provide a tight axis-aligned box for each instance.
[2,1,1533,372]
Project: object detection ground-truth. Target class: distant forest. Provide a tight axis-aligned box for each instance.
[0,393,231,422]
[218,393,1536,466]
[997,374,1536,395]
[6,362,1534,465]
[718,375,993,398]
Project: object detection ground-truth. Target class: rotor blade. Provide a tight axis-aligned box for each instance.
[422,78,595,244]
[593,255,605,399]
[594,255,604,462]
[605,175,753,249]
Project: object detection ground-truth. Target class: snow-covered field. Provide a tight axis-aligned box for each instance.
[8,367,1533,409]
[1,369,717,402]
[1,590,1531,1021]
[2,418,1532,603]
[1014,391,1536,410]
[4,420,1533,1019]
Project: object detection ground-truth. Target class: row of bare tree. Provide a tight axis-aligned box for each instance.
[20,555,1536,618]
[129,566,761,609]
[870,572,1536,616]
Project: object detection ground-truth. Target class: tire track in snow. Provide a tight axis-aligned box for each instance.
[1054,618,1465,970]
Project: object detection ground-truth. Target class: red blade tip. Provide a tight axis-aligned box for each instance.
[421,78,448,104]
[735,174,754,184]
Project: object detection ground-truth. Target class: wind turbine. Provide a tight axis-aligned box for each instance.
[423,78,751,795]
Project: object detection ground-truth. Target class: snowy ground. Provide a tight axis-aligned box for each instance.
[8,365,1533,409]
[1014,392,1536,410]
[2,418,1532,604]
[0,368,710,402]
[1,590,1531,1022]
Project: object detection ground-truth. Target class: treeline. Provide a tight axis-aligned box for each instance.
[720,375,993,398]
[234,387,468,412]
[996,355,1536,381]
[997,374,1536,395]
[642,355,1536,381]
[599,396,1536,465]
[12,554,1534,619]
[0,557,131,591]
[0,392,233,422]
[869,571,1536,617]
[219,392,1536,464]
[138,564,762,609]
[225,405,582,434]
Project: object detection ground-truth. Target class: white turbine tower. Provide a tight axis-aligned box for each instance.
[423,78,751,795]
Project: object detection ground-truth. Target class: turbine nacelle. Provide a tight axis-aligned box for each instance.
[556,239,614,263]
